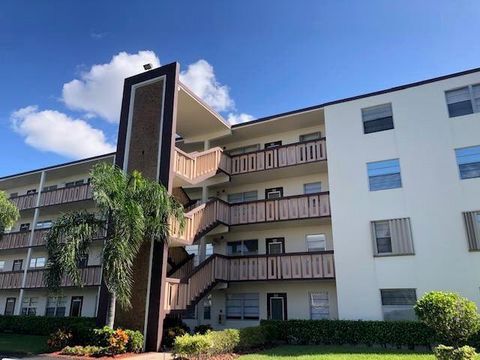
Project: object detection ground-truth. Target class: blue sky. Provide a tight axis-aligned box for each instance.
[1,0,479,176]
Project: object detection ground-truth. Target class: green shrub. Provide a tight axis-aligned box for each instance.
[163,326,187,348]
[61,345,107,356]
[173,333,211,358]
[415,291,480,347]
[260,319,436,347]
[93,326,115,347]
[194,324,213,334]
[47,328,73,351]
[0,315,95,337]
[209,329,239,355]
[125,329,143,353]
[238,326,266,350]
[433,345,477,360]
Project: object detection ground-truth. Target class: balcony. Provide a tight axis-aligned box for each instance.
[0,266,102,290]
[164,250,335,313]
[170,192,330,245]
[9,183,93,211]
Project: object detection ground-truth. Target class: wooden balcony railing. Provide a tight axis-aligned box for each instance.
[173,147,231,184]
[170,192,330,245]
[9,184,93,211]
[230,139,326,175]
[164,251,335,312]
[0,266,102,290]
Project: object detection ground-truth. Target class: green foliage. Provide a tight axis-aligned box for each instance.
[433,345,477,360]
[163,326,187,348]
[194,324,213,334]
[415,291,480,347]
[238,326,267,350]
[0,315,95,337]
[93,326,115,347]
[61,345,107,356]
[0,190,19,231]
[45,163,185,322]
[125,329,144,353]
[260,320,436,347]
[209,329,240,355]
[173,332,212,358]
[47,329,73,351]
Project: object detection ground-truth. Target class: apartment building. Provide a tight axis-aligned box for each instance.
[1,63,479,350]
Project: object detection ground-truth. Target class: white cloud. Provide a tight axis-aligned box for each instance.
[11,106,116,159]
[226,113,255,125]
[62,51,160,123]
[179,59,234,113]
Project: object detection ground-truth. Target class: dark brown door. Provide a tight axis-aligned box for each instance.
[70,296,83,317]
[4,297,15,315]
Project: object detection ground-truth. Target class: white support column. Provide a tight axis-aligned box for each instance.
[198,140,210,263]
[16,170,46,315]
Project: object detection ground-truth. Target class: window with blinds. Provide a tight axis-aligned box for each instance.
[362,103,394,134]
[304,182,322,194]
[228,191,258,203]
[380,289,417,321]
[310,292,330,320]
[367,159,402,191]
[371,218,414,256]
[445,84,480,117]
[226,293,259,319]
[463,210,480,251]
[455,145,480,180]
[299,132,321,142]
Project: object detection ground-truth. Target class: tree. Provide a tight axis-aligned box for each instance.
[415,291,480,348]
[45,163,185,327]
[0,190,19,233]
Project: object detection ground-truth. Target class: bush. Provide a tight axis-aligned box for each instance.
[260,319,436,347]
[433,345,477,360]
[0,315,95,337]
[47,329,73,351]
[61,345,107,356]
[108,329,129,354]
[125,329,143,353]
[238,326,267,350]
[93,326,115,347]
[209,329,239,355]
[163,326,187,348]
[194,324,213,334]
[415,291,480,347]
[173,333,212,358]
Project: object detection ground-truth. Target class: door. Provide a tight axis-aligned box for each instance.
[4,297,15,315]
[267,293,287,320]
[70,296,83,317]
[266,238,285,254]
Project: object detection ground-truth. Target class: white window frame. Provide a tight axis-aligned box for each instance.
[299,132,321,142]
[226,293,259,320]
[304,182,322,194]
[306,234,326,252]
[30,257,46,268]
[310,292,330,320]
[445,84,480,117]
[227,239,258,256]
[45,296,67,317]
[21,297,38,315]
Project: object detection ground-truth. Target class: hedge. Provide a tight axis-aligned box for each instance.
[260,320,437,347]
[0,315,96,337]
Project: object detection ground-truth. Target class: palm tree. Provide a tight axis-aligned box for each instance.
[0,190,20,233]
[45,163,185,327]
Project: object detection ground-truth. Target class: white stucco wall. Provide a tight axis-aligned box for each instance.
[325,71,480,320]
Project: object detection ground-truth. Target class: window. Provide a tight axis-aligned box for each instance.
[203,295,211,320]
[306,234,326,252]
[455,145,480,180]
[45,296,66,317]
[265,187,283,199]
[19,223,30,232]
[21,297,38,316]
[77,254,89,268]
[30,257,46,268]
[227,240,258,256]
[304,182,322,194]
[75,180,85,186]
[0,261,4,272]
[184,305,197,319]
[300,132,321,142]
[70,296,83,317]
[12,259,23,271]
[362,103,394,134]
[228,191,258,204]
[371,218,414,256]
[266,238,285,254]
[36,220,53,229]
[26,189,36,195]
[264,141,282,149]
[226,293,259,320]
[445,84,480,117]
[9,192,18,198]
[380,289,417,321]
[4,297,16,315]
[463,210,480,251]
[227,144,260,156]
[310,292,329,319]
[367,159,402,191]
[65,180,84,188]
[43,185,57,192]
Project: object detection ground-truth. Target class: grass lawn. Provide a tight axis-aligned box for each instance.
[0,333,48,356]
[238,345,437,360]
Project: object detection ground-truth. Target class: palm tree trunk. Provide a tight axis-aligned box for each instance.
[106,292,116,328]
